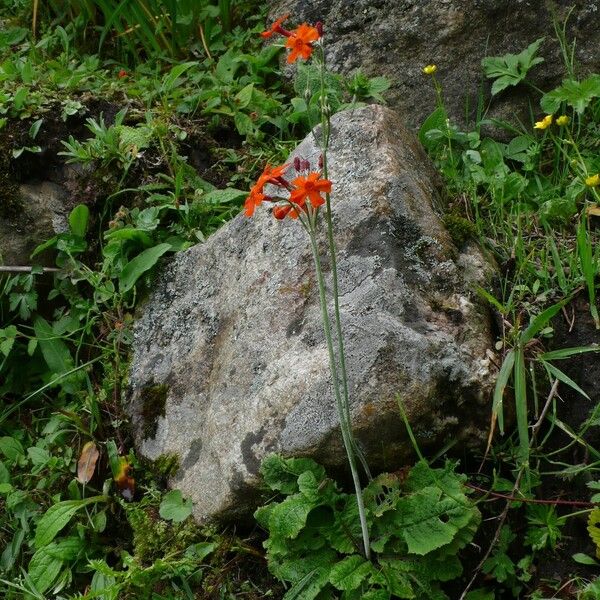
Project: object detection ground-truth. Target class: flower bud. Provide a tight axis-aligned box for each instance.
[273,205,291,220]
[316,22,323,37]
[318,154,323,169]
[294,156,302,171]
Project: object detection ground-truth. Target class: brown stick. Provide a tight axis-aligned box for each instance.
[0,266,59,273]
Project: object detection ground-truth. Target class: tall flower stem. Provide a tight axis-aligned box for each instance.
[316,47,372,480]
[307,227,371,560]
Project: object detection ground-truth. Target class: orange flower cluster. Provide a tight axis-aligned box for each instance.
[244,160,332,220]
[261,15,322,64]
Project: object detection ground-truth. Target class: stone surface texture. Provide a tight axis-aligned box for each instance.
[270,0,600,129]
[128,105,496,522]
[0,182,68,265]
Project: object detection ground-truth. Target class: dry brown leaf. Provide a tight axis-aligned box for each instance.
[77,441,99,484]
[586,206,600,217]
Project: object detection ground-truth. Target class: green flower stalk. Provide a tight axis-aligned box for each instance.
[244,18,371,559]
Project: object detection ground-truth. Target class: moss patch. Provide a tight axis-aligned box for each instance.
[152,453,180,479]
[442,213,477,248]
[139,383,169,439]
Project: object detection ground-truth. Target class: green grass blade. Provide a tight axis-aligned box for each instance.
[541,360,590,400]
[492,349,515,434]
[521,300,566,344]
[577,215,600,328]
[514,347,529,467]
[539,345,600,361]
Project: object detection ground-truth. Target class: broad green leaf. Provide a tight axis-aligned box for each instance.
[419,106,447,150]
[29,118,43,139]
[161,61,197,93]
[33,316,74,376]
[28,546,63,593]
[103,227,154,247]
[45,536,84,560]
[159,489,193,522]
[235,83,254,109]
[573,552,598,566]
[0,460,10,483]
[119,243,171,293]
[34,496,104,548]
[328,555,372,591]
[0,436,24,461]
[68,204,89,238]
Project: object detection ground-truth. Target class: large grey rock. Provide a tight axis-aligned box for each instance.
[0,182,68,265]
[128,105,496,522]
[270,0,600,129]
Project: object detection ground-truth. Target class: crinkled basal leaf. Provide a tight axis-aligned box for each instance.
[379,559,415,598]
[261,454,326,496]
[270,547,337,585]
[404,461,465,497]
[395,487,473,555]
[588,507,600,558]
[328,555,374,591]
[326,494,363,554]
[364,473,402,517]
[362,590,392,600]
[412,553,463,582]
[282,566,331,600]
[268,494,313,540]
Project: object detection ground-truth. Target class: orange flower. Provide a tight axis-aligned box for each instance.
[244,163,290,217]
[256,163,290,188]
[273,204,300,220]
[285,24,320,63]
[261,14,289,38]
[290,172,331,208]
[244,185,266,217]
[117,69,127,79]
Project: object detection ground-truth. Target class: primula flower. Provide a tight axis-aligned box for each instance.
[534,115,553,130]
[585,174,600,187]
[556,115,570,126]
[244,163,290,217]
[423,65,437,75]
[289,172,332,209]
[261,15,289,38]
[285,24,320,63]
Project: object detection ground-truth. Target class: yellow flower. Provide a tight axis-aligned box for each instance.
[585,174,600,187]
[534,115,553,130]
[556,115,570,126]
[423,64,437,75]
